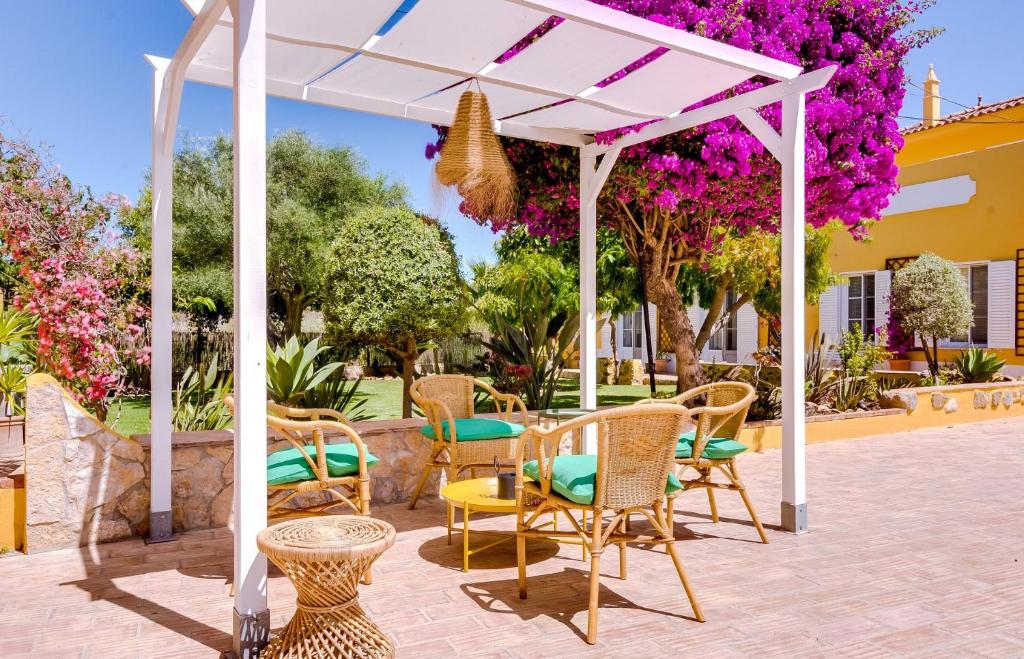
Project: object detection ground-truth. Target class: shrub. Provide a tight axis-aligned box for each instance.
[953,348,1005,383]
[838,324,891,379]
[172,356,232,432]
[890,253,972,383]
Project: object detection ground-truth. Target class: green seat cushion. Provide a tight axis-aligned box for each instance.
[676,430,748,460]
[420,418,525,442]
[522,454,682,505]
[267,444,379,486]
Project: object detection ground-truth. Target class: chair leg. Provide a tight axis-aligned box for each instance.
[618,542,627,580]
[586,515,605,645]
[586,549,603,644]
[730,460,769,544]
[407,461,434,510]
[706,486,719,523]
[516,532,527,599]
[666,542,705,623]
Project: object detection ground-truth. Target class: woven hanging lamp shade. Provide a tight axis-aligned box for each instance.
[435,87,517,221]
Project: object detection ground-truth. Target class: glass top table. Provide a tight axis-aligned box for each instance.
[536,407,597,422]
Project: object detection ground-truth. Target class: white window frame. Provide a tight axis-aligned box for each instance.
[944,261,988,348]
[842,271,876,339]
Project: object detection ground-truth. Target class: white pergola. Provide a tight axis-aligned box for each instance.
[149,0,833,653]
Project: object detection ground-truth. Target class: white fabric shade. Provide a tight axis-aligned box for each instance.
[183,0,802,138]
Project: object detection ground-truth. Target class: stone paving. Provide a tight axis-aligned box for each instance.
[1,418,1022,658]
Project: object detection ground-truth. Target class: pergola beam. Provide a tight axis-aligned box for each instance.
[581,65,835,157]
[229,0,270,654]
[161,0,227,152]
[145,55,174,544]
[736,108,782,162]
[509,0,802,81]
[780,92,808,533]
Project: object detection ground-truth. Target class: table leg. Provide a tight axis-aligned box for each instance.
[447,501,453,546]
[463,503,471,572]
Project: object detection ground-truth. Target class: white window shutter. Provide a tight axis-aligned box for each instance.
[987,260,1015,348]
[818,285,840,347]
[874,269,891,338]
[736,303,759,364]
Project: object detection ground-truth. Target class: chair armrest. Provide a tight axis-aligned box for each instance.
[418,397,459,445]
[514,425,559,499]
[474,379,529,425]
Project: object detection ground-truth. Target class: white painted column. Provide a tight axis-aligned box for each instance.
[147,55,174,543]
[579,154,598,453]
[780,92,808,533]
[230,0,269,654]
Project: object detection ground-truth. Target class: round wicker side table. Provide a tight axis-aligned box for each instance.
[257,515,397,659]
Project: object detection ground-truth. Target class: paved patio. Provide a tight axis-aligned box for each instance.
[1,417,1022,658]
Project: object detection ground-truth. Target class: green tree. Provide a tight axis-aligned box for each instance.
[322,206,467,418]
[890,252,973,383]
[124,131,407,337]
[472,248,579,410]
[683,225,838,351]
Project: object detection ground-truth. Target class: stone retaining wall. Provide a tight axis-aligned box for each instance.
[23,374,439,553]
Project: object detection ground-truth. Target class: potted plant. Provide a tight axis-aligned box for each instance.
[885,303,914,371]
[654,351,671,374]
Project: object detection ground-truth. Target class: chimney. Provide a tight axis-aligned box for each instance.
[923,64,941,126]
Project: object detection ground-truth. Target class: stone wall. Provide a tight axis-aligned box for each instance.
[24,374,148,552]
[23,374,440,552]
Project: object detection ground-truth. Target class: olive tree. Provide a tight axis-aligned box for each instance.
[322,206,467,417]
[890,252,972,383]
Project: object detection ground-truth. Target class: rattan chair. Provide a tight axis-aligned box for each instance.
[224,397,375,522]
[408,375,528,509]
[642,382,767,544]
[514,404,705,645]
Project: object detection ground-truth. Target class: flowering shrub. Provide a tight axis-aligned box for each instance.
[0,129,149,409]
[429,0,933,390]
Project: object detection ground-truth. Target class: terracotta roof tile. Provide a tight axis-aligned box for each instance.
[902,95,1024,134]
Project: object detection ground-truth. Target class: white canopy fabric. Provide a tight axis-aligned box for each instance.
[151,1,831,654]
[183,0,801,140]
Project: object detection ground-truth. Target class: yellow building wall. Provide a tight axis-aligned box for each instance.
[809,105,1024,363]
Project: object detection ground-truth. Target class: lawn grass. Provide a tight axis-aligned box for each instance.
[106,396,152,437]
[105,377,677,434]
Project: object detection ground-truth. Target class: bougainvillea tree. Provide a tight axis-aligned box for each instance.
[431,0,933,390]
[0,128,149,410]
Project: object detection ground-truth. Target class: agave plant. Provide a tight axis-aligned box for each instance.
[953,348,1005,384]
[266,336,342,406]
[483,311,579,411]
[172,356,233,432]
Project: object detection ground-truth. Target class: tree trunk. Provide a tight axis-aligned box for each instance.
[643,267,703,393]
[609,321,619,375]
[399,336,419,418]
[282,292,308,339]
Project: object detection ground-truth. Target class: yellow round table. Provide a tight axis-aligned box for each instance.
[441,477,586,572]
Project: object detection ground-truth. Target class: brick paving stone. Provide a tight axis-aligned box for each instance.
[0,418,1021,657]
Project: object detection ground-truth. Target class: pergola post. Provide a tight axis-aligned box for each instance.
[147,55,174,543]
[579,154,598,453]
[780,92,808,533]
[229,0,270,655]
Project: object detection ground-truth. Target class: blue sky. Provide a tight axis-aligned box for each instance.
[2,1,1022,265]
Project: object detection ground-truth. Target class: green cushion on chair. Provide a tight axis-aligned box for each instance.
[267,444,379,486]
[676,430,748,460]
[420,418,525,442]
[522,454,683,505]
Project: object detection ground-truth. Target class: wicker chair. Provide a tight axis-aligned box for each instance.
[407,375,529,509]
[642,382,767,544]
[514,404,705,645]
[224,397,375,522]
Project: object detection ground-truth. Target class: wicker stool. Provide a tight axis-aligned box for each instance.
[257,515,397,658]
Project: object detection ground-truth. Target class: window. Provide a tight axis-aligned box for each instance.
[847,273,875,338]
[709,290,738,352]
[621,311,643,348]
[950,264,988,345]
